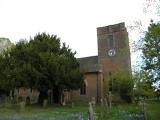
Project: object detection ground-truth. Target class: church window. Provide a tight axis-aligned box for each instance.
[108,35,114,48]
[109,81,112,91]
[80,84,86,95]
[108,72,112,76]
[108,72,112,91]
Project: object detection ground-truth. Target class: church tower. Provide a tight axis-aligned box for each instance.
[97,22,131,98]
[70,23,131,103]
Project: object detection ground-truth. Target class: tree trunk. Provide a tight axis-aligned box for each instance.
[52,87,64,105]
[53,87,59,104]
[38,90,48,105]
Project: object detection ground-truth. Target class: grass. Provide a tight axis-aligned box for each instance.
[0,101,159,120]
[147,101,160,120]
[0,103,89,120]
[97,103,143,120]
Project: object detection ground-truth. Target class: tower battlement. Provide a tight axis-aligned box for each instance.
[97,22,126,35]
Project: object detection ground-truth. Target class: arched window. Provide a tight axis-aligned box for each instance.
[80,83,86,95]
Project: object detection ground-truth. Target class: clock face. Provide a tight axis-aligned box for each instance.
[108,49,116,57]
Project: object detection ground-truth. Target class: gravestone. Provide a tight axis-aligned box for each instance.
[71,102,74,108]
[88,102,96,120]
[43,99,48,107]
[92,97,96,107]
[19,101,26,112]
[139,99,147,120]
[109,92,112,111]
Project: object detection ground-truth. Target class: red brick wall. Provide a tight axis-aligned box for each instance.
[97,23,131,98]
[71,72,103,102]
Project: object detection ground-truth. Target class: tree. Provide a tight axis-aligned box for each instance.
[0,33,83,104]
[143,0,160,16]
[109,70,133,103]
[0,38,14,54]
[132,70,156,100]
[142,22,160,89]
[0,38,14,96]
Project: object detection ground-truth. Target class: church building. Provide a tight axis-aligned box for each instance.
[9,22,131,104]
[70,22,131,103]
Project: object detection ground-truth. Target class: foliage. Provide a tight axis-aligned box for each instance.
[0,38,14,93]
[142,22,160,89]
[0,38,14,54]
[132,70,156,98]
[143,0,160,16]
[109,70,133,103]
[0,33,83,103]
[147,101,160,120]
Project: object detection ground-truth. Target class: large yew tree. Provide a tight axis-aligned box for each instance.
[0,33,83,104]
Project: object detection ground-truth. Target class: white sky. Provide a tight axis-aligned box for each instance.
[0,0,157,67]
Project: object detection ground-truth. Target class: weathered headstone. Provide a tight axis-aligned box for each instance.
[62,96,66,106]
[43,99,48,107]
[100,99,105,117]
[71,102,74,108]
[108,91,112,111]
[19,101,26,112]
[88,102,96,120]
[104,98,109,113]
[139,99,147,120]
[92,97,96,107]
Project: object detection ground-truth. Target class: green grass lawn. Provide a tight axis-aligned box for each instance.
[0,101,159,120]
[147,101,160,120]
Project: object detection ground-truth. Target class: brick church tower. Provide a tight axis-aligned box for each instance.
[97,22,131,98]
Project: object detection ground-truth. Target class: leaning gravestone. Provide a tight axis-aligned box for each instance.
[100,99,105,117]
[108,91,112,111]
[88,102,96,120]
[100,98,109,117]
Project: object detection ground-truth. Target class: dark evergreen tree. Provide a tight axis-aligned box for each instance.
[0,33,83,104]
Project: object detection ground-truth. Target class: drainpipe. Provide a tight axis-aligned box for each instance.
[97,72,99,103]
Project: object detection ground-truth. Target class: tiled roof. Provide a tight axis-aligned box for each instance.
[77,56,102,73]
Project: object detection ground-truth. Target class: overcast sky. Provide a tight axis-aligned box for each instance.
[0,0,158,67]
